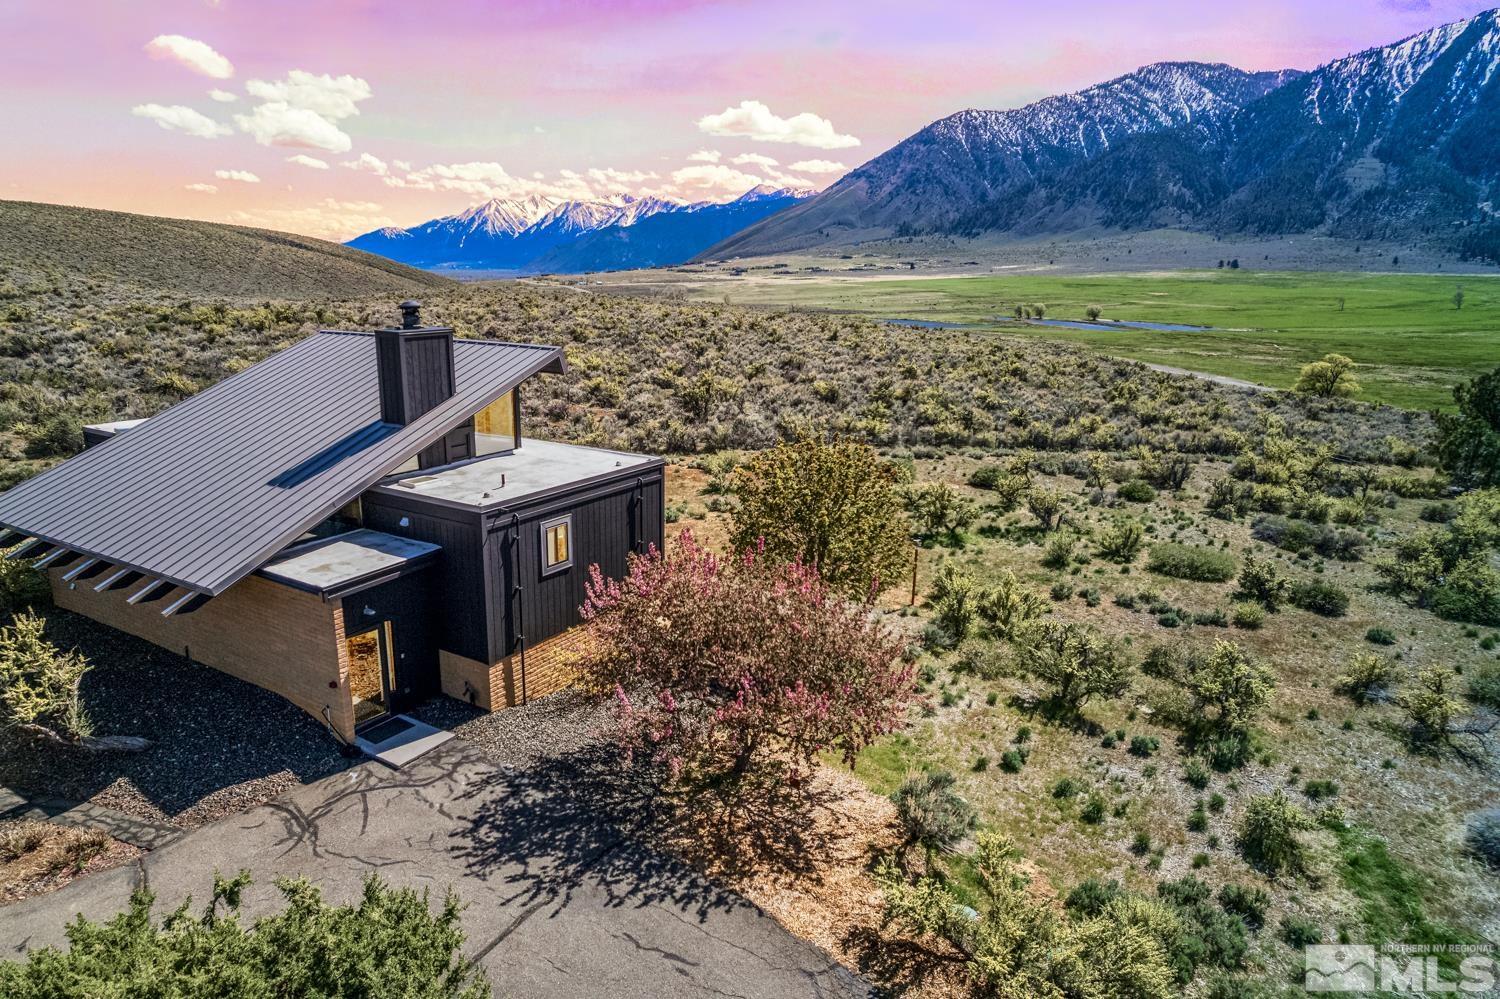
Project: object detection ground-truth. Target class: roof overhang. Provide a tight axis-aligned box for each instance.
[0,332,564,596]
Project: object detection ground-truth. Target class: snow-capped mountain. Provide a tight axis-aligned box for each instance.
[706,9,1500,263]
[706,62,1296,255]
[347,187,811,272]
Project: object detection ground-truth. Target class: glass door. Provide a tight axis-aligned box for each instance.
[346,622,394,725]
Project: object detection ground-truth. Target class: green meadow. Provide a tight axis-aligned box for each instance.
[692,269,1500,411]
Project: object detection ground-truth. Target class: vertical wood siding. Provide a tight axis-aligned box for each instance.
[361,494,488,663]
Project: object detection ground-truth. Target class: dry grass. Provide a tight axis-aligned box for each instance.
[0,818,136,905]
[654,765,971,999]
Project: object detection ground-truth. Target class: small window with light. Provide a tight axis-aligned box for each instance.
[541,515,572,575]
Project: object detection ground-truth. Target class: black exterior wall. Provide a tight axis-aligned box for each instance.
[481,471,665,664]
[340,568,439,711]
[360,495,489,663]
[360,463,665,671]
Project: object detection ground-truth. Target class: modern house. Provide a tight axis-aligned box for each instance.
[0,302,664,745]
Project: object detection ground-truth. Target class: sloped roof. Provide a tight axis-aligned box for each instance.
[0,331,564,595]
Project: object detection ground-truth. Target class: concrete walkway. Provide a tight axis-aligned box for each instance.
[0,740,866,998]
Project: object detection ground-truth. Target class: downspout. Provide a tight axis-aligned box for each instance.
[634,477,645,554]
[321,705,357,755]
[511,513,528,706]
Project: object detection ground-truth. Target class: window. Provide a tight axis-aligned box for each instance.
[473,389,519,456]
[541,515,571,575]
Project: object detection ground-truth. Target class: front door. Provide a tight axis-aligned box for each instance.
[346,622,394,725]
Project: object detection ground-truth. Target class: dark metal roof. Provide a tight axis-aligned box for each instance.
[0,331,564,595]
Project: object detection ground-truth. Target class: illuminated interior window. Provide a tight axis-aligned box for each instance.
[473,389,518,456]
[541,515,571,574]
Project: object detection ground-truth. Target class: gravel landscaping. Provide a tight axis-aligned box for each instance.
[0,610,354,830]
[408,687,613,769]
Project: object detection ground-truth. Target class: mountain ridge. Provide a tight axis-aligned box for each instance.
[348,186,812,273]
[703,9,1500,263]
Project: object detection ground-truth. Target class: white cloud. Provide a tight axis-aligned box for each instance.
[586,166,659,186]
[131,103,231,139]
[698,100,859,149]
[391,161,587,201]
[669,163,767,199]
[789,158,848,174]
[687,149,721,163]
[341,152,388,175]
[208,88,237,103]
[185,183,218,193]
[145,35,233,79]
[286,154,329,170]
[236,70,371,154]
[235,103,353,152]
[226,197,393,241]
[214,168,260,183]
[244,71,371,119]
[731,152,779,168]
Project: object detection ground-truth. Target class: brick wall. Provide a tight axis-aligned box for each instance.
[437,626,595,711]
[50,571,356,742]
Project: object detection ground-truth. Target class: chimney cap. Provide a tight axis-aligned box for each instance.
[398,300,422,329]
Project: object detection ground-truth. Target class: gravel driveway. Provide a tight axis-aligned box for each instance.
[1,737,867,998]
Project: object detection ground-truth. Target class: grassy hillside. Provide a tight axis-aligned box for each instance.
[1,208,1497,996]
[0,200,450,300]
[581,266,1500,411]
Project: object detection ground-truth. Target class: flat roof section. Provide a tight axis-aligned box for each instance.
[373,438,661,510]
[260,528,441,596]
[83,418,147,437]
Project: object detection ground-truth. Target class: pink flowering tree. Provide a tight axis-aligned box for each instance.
[580,530,915,782]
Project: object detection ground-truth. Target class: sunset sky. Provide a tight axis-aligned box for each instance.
[2,0,1492,240]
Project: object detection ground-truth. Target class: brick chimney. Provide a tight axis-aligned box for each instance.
[375,300,456,426]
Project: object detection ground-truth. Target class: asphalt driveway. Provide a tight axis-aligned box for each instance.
[0,739,866,998]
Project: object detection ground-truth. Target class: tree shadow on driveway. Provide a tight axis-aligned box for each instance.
[448,740,858,928]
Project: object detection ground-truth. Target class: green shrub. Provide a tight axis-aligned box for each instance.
[1236,791,1314,876]
[1096,517,1146,563]
[1041,532,1078,569]
[1288,579,1350,617]
[1000,749,1026,773]
[1064,876,1123,916]
[1080,793,1107,825]
[1183,759,1211,790]
[1129,735,1159,757]
[1230,603,1264,630]
[1303,779,1339,801]
[1051,775,1084,799]
[1398,665,1463,744]
[1336,653,1395,704]
[1148,543,1236,582]
[730,435,910,598]
[1217,884,1270,929]
[0,612,89,741]
[1468,662,1500,708]
[1236,557,1286,609]
[1365,626,1396,645]
[1279,915,1323,948]
[0,873,490,996]
[890,770,976,854]
[1117,479,1157,503]
[0,550,50,616]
